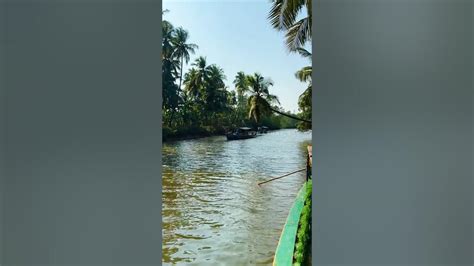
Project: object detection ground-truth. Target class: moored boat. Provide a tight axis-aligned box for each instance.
[257,126,269,134]
[226,127,257,140]
[260,126,269,133]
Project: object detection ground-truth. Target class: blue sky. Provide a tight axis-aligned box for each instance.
[163,0,311,113]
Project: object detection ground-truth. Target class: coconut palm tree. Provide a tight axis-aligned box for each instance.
[233,71,249,99]
[294,47,312,129]
[162,20,175,59]
[192,56,209,88]
[206,65,226,89]
[193,56,208,72]
[295,47,312,86]
[205,65,227,112]
[171,27,198,91]
[295,66,312,83]
[246,73,311,123]
[227,90,237,107]
[268,0,312,51]
[162,63,181,127]
[183,68,200,99]
[232,71,249,123]
[162,20,181,126]
[183,56,209,100]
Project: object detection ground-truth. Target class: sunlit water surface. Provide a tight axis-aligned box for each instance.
[162,129,311,265]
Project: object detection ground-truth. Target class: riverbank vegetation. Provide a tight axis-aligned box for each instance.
[294,179,312,266]
[162,11,311,141]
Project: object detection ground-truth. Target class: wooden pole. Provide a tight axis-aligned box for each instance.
[257,168,306,186]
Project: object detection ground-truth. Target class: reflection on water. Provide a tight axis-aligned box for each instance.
[162,129,312,265]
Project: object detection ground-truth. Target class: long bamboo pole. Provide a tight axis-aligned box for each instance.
[257,168,306,186]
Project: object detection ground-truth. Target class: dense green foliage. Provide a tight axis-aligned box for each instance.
[294,48,312,131]
[268,0,313,130]
[268,0,312,52]
[293,179,312,266]
[162,17,306,141]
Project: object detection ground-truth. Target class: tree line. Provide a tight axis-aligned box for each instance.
[162,2,311,141]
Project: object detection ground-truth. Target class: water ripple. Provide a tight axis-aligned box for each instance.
[162,129,311,265]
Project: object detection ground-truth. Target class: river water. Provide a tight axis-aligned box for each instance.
[162,129,312,265]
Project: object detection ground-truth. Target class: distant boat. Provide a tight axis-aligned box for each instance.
[258,126,268,133]
[226,127,257,141]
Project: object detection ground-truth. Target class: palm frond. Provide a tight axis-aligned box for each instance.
[192,56,207,69]
[266,94,280,105]
[171,27,199,64]
[285,17,311,51]
[295,47,312,60]
[268,0,305,30]
[298,85,312,113]
[295,66,312,83]
[233,71,249,96]
[263,78,274,87]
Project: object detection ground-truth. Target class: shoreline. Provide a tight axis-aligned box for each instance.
[162,127,300,143]
[163,133,220,143]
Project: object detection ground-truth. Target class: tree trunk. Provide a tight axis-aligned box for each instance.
[168,109,174,127]
[178,57,184,91]
[269,107,312,123]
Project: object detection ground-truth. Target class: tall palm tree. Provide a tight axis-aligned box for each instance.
[183,57,210,99]
[162,19,183,127]
[162,20,180,106]
[227,90,237,107]
[162,20,175,59]
[183,68,200,98]
[298,84,311,112]
[193,56,208,73]
[206,65,226,90]
[294,47,312,129]
[296,64,312,100]
[246,73,279,123]
[295,65,312,83]
[295,47,312,84]
[162,52,180,126]
[193,56,209,97]
[193,56,208,83]
[233,71,249,99]
[268,0,312,51]
[205,65,227,112]
[233,71,249,121]
[246,73,311,123]
[171,27,198,91]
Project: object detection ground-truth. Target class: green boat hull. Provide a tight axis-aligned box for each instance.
[273,179,312,266]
